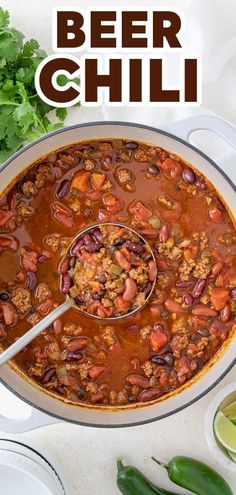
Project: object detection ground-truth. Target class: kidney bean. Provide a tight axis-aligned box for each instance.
[97,306,107,318]
[139,387,162,402]
[91,227,102,242]
[153,323,164,332]
[53,319,63,335]
[164,299,186,314]
[124,240,144,253]
[99,273,107,284]
[89,365,106,380]
[84,208,92,218]
[143,282,152,296]
[140,228,159,239]
[83,233,93,245]
[126,141,138,149]
[84,242,103,253]
[164,354,175,366]
[75,295,86,305]
[38,299,53,316]
[26,271,38,291]
[41,367,56,384]
[192,279,206,299]
[221,303,231,323]
[192,305,218,317]
[150,304,162,317]
[113,236,125,246]
[151,356,165,365]
[59,256,70,275]
[195,178,206,189]
[115,250,131,270]
[147,163,160,175]
[182,168,195,184]
[123,278,137,302]
[126,374,150,389]
[70,238,83,255]
[67,337,90,352]
[148,260,157,282]
[183,293,193,305]
[176,279,195,288]
[101,155,113,170]
[61,274,72,294]
[0,291,10,302]
[129,325,140,332]
[209,262,224,278]
[1,303,17,325]
[56,179,70,199]
[66,352,83,361]
[38,255,46,263]
[90,392,105,404]
[159,224,169,243]
[230,288,236,298]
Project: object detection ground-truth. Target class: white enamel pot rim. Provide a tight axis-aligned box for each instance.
[0,115,236,431]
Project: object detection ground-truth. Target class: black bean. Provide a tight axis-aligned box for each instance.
[91,227,102,242]
[126,141,138,149]
[113,236,125,246]
[190,333,199,343]
[75,295,86,305]
[151,356,165,365]
[70,238,84,256]
[61,274,72,294]
[92,290,105,300]
[0,291,10,302]
[164,354,174,366]
[56,179,70,199]
[77,388,86,400]
[230,288,236,298]
[197,327,210,337]
[41,367,56,384]
[66,352,83,361]
[147,163,160,176]
[99,273,107,284]
[182,168,196,184]
[115,155,122,162]
[27,272,38,291]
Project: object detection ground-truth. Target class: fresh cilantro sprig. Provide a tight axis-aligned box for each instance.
[0,7,73,165]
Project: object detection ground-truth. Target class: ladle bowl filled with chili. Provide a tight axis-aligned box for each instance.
[0,119,235,428]
[60,223,157,319]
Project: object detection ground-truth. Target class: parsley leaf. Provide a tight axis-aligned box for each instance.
[0,7,79,166]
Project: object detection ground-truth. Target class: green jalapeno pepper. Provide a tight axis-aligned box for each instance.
[152,456,233,495]
[116,460,182,495]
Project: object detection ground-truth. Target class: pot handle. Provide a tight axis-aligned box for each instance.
[165,114,236,149]
[0,408,60,433]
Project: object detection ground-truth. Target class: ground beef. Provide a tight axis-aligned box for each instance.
[35,284,52,303]
[22,181,38,198]
[11,287,32,314]
[193,256,212,279]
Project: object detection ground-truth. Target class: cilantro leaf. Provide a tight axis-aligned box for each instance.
[0,8,80,166]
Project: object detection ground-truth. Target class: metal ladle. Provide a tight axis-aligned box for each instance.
[0,223,157,367]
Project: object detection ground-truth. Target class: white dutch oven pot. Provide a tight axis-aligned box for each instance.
[0,115,235,430]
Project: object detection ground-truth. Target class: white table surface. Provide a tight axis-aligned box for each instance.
[0,1,236,494]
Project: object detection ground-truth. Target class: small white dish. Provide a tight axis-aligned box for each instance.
[205,381,236,472]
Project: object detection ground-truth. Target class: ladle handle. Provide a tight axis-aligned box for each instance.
[0,299,72,368]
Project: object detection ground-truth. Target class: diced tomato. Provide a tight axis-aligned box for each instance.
[209,205,223,224]
[149,329,168,352]
[0,209,13,227]
[91,173,106,190]
[71,170,91,192]
[20,248,38,272]
[52,202,74,228]
[0,236,17,250]
[162,208,181,222]
[130,201,152,221]
[102,193,123,213]
[161,158,182,180]
[116,296,130,313]
[210,288,230,311]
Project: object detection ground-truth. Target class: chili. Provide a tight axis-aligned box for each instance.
[116,460,180,495]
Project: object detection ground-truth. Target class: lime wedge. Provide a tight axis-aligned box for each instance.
[214,411,236,453]
[227,450,236,463]
[222,400,236,424]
